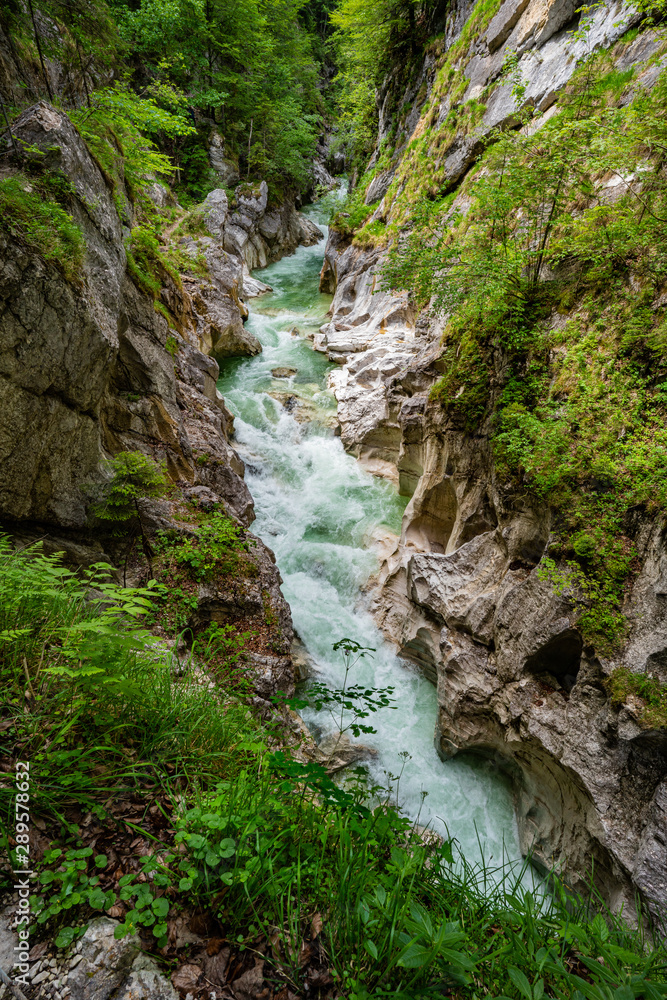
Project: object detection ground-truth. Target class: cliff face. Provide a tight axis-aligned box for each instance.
[317,1,667,913]
[0,99,321,690]
[0,102,251,529]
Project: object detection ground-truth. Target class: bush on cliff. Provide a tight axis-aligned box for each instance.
[382,53,667,654]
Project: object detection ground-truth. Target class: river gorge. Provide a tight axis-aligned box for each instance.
[218,188,525,876]
[2,0,667,992]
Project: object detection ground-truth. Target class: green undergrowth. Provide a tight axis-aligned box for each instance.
[154,510,249,582]
[2,538,667,995]
[0,537,258,824]
[606,668,667,729]
[383,53,667,656]
[0,174,85,281]
[147,504,260,641]
[331,169,379,236]
[125,222,182,299]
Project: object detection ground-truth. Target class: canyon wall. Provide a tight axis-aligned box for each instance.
[0,100,325,691]
[317,0,667,913]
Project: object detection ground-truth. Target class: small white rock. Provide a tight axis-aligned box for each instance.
[32,970,50,985]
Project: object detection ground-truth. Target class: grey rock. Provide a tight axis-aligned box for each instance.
[242,267,272,297]
[365,170,394,205]
[116,954,179,1000]
[312,159,336,191]
[66,917,140,1000]
[180,239,261,358]
[486,0,531,51]
[314,732,378,772]
[202,188,229,238]
[236,179,268,220]
[209,131,240,186]
[0,101,258,534]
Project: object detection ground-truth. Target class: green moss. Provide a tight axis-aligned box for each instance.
[0,175,85,282]
[606,667,667,728]
[331,186,379,237]
[154,301,176,328]
[353,218,387,246]
[125,224,180,299]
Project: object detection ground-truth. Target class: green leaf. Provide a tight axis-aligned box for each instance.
[364,940,378,960]
[55,926,78,949]
[151,897,170,918]
[88,889,107,910]
[509,967,533,1000]
[218,838,235,858]
[397,942,433,969]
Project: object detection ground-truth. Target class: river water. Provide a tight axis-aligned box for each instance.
[218,189,524,877]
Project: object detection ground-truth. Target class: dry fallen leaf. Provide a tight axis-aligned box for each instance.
[310,912,323,939]
[230,958,264,1000]
[206,937,226,956]
[203,946,230,987]
[171,963,203,993]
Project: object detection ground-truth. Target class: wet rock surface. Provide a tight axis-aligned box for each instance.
[199,180,323,272]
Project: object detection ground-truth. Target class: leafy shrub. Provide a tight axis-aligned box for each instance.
[156,511,247,581]
[71,84,195,197]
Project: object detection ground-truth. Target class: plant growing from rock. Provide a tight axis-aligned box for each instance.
[91,451,170,583]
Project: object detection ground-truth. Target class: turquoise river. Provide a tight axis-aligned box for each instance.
[218,188,525,880]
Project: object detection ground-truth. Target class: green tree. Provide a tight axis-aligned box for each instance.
[109,0,323,191]
[92,451,170,583]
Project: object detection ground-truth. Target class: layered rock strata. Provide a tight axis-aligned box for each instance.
[316,1,667,913]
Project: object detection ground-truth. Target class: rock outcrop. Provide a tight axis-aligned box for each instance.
[369,382,667,914]
[0,103,250,530]
[201,181,323,272]
[0,100,300,696]
[316,0,667,914]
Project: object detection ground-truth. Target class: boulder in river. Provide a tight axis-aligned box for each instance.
[271,366,297,378]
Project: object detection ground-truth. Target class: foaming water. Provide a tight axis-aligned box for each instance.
[218,188,525,877]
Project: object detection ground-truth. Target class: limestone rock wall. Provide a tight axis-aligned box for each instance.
[316,1,667,914]
[0,101,299,685]
[202,181,322,273]
[0,103,250,529]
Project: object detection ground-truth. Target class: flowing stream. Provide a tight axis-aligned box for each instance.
[218,189,524,876]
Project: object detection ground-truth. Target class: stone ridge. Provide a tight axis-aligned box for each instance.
[315,2,667,914]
